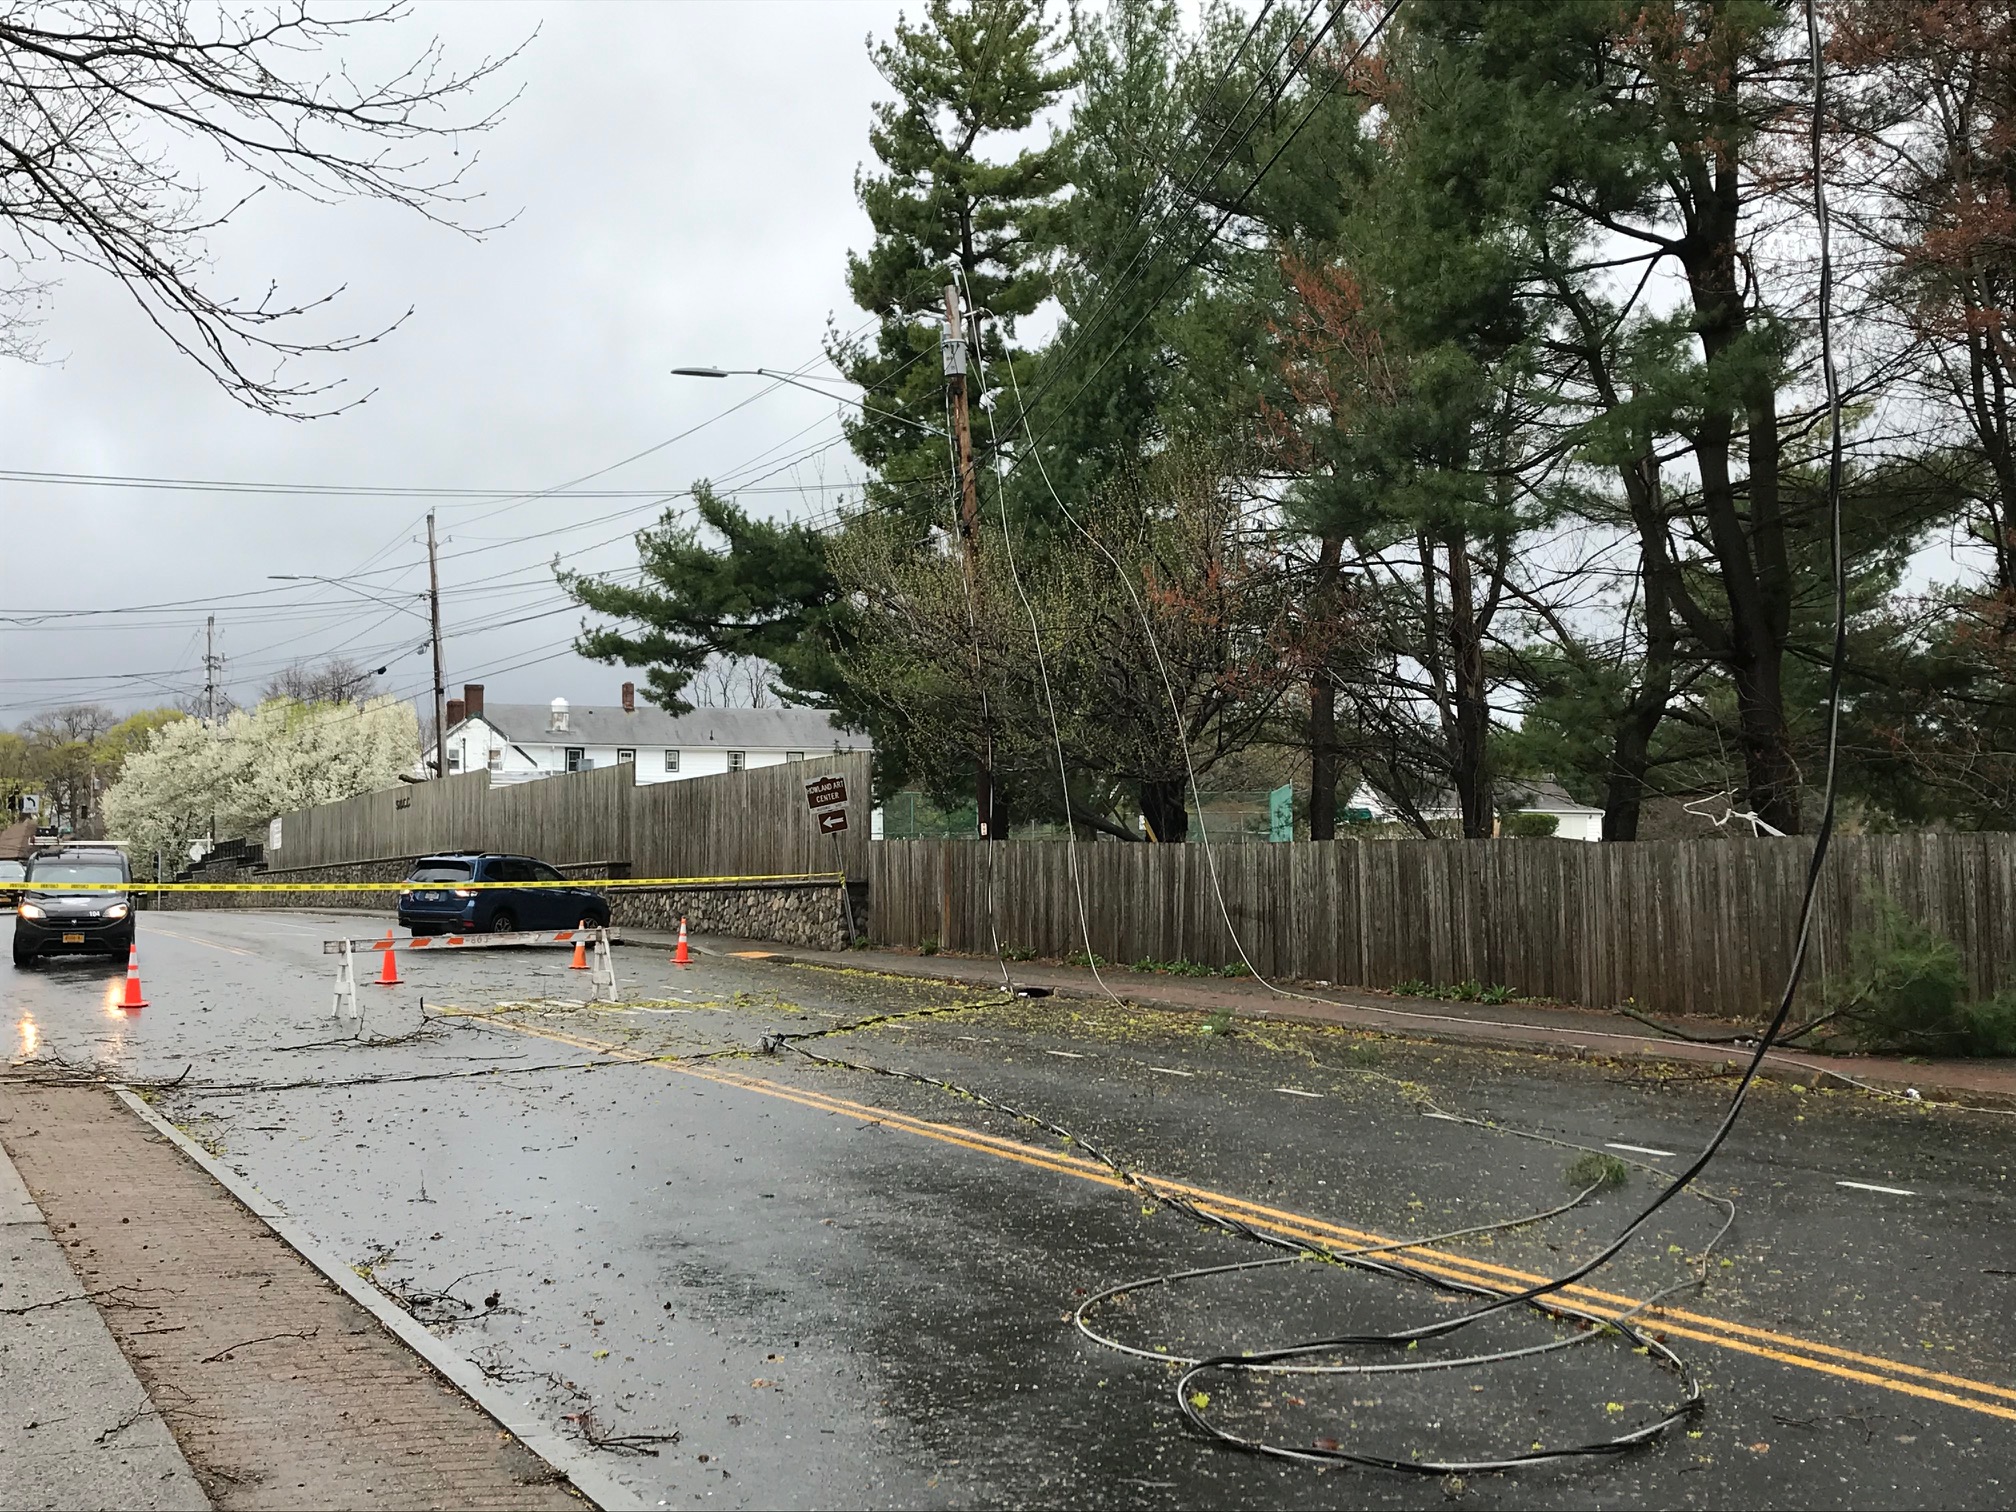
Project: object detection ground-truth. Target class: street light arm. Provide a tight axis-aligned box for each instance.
[672,365,949,439]
[268,574,430,621]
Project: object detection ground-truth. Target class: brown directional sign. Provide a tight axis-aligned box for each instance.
[816,808,849,835]
[804,774,848,811]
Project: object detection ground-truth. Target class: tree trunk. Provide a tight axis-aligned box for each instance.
[1669,83,1801,834]
[1139,777,1190,843]
[1444,533,1495,839]
[1604,521,1681,841]
[1308,535,1343,841]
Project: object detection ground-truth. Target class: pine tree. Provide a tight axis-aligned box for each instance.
[832,0,1072,526]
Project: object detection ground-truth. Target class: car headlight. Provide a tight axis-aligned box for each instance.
[18,902,45,920]
[103,902,130,921]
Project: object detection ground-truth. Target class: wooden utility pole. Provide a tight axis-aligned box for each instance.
[203,613,220,844]
[944,286,985,571]
[426,509,447,782]
[202,614,220,724]
[943,283,997,840]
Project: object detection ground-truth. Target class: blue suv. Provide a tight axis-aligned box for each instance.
[397,852,610,937]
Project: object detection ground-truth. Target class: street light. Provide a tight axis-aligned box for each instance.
[672,365,948,439]
[268,574,429,621]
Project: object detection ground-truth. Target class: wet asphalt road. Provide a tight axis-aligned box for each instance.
[5,909,2016,1509]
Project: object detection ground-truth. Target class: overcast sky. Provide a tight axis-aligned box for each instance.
[0,0,925,725]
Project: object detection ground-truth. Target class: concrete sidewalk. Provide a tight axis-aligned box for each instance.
[1,1138,208,1511]
[621,930,2016,1110]
[0,1083,586,1512]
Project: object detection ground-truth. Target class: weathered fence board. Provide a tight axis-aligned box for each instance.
[262,754,872,880]
[866,834,2016,1022]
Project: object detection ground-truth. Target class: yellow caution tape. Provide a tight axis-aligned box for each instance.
[28,872,845,893]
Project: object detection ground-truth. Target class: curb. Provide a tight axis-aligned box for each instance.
[108,1086,645,1512]
[711,949,2016,1114]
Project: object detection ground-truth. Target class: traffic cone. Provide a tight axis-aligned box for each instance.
[119,942,149,1009]
[672,918,690,966]
[374,941,401,986]
[569,931,589,970]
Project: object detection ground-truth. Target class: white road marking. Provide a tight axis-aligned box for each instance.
[1149,1066,1195,1077]
[1606,1142,1678,1159]
[1045,1049,1087,1059]
[1274,1087,1323,1099]
[1836,1180,1917,1197]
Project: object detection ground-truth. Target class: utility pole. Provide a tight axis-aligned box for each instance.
[426,509,447,782]
[943,283,997,841]
[203,613,220,846]
[202,614,220,724]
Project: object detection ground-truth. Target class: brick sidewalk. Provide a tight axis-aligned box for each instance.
[0,1083,584,1512]
[652,932,2016,1110]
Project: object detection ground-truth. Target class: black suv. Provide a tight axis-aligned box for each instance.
[397,853,610,937]
[13,846,135,967]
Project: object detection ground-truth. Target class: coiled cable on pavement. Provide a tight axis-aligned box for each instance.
[763,1027,1724,1471]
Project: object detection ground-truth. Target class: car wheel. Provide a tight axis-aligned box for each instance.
[489,909,518,934]
[11,943,35,969]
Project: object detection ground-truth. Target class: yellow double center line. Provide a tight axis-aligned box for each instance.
[470,1012,2016,1425]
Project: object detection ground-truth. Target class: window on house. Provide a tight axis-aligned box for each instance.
[447,749,461,772]
[565,747,584,772]
[663,750,680,773]
[617,748,635,764]
[786,751,805,762]
[728,750,746,772]
[488,747,502,771]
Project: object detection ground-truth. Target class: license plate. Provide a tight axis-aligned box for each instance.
[420,890,443,901]
[62,933,85,944]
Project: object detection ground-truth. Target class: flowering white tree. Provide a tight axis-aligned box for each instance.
[103,696,419,865]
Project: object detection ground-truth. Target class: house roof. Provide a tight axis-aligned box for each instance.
[459,702,871,751]
[1497,778,1602,816]
[1352,776,1603,820]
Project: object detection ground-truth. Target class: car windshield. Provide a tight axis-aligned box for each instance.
[408,861,474,883]
[0,861,24,882]
[28,862,126,887]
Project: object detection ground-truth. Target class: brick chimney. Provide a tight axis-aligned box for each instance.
[463,683,485,720]
[621,681,635,713]
[446,697,466,728]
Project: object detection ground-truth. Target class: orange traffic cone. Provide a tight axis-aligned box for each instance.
[569,931,589,970]
[119,941,149,1009]
[672,917,690,966]
[374,941,401,986]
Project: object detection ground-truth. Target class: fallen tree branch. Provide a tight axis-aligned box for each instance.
[200,1327,319,1363]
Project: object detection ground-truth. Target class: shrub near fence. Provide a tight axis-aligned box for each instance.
[867,833,2016,1023]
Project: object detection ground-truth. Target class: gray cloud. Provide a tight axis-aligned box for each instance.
[0,0,904,720]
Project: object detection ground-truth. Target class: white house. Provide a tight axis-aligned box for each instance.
[1349,777,1605,842]
[440,683,870,785]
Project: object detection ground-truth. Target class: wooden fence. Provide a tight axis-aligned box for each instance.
[262,753,872,880]
[868,833,2016,1021]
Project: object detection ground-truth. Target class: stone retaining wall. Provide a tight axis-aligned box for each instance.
[607,882,854,953]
